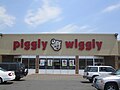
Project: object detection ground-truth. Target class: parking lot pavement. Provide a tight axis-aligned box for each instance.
[0,74,96,90]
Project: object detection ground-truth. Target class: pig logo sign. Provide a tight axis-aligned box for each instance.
[50,38,62,51]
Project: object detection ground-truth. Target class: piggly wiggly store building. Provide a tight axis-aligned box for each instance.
[0,33,120,74]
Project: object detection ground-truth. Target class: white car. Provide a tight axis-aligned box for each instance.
[0,67,15,84]
[83,66,115,82]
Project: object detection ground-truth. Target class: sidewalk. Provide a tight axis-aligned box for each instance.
[28,69,84,75]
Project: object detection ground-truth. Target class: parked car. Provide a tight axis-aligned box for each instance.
[93,69,120,90]
[0,62,28,80]
[83,66,115,82]
[0,67,15,84]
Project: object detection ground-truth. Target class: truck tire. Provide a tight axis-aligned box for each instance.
[89,76,98,83]
[15,77,21,81]
[0,78,3,84]
[89,79,93,83]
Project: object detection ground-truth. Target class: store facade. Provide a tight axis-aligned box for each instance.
[0,34,119,74]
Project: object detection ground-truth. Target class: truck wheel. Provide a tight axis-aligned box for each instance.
[0,78,3,84]
[15,77,21,81]
[89,79,93,83]
[105,83,118,90]
[89,76,97,83]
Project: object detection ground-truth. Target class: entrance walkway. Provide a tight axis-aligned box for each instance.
[28,69,84,75]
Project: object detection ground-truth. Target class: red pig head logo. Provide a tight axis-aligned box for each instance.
[50,38,62,51]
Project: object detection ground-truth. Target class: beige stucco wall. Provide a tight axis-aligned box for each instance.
[0,34,119,56]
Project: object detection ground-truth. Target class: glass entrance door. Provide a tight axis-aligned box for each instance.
[54,59,60,69]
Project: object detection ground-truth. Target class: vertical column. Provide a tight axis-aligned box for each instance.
[35,55,39,73]
[21,55,22,63]
[28,58,30,69]
[0,55,2,62]
[75,55,79,74]
[93,56,95,66]
[115,56,118,69]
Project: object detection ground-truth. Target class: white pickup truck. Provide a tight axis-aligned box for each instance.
[83,66,115,82]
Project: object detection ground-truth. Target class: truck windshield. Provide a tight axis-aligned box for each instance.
[113,69,120,75]
[0,67,6,71]
[84,67,98,72]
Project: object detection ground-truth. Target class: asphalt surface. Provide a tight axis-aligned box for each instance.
[0,74,96,90]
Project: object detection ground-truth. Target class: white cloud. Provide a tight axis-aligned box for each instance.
[102,3,120,13]
[0,6,15,28]
[25,0,62,26]
[51,24,96,33]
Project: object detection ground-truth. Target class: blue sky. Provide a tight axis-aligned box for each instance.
[0,0,120,39]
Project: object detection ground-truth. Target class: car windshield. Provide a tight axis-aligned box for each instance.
[113,69,120,75]
[0,67,6,71]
